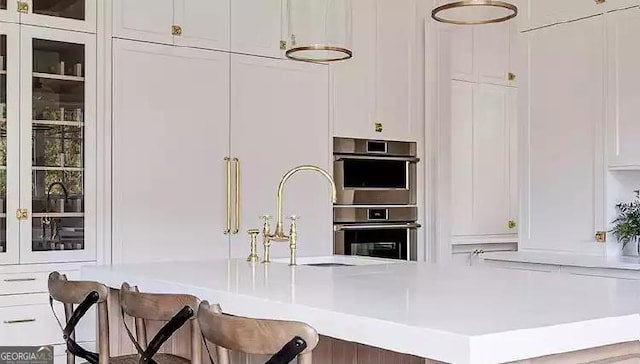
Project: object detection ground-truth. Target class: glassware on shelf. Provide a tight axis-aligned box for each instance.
[31,36,86,254]
[33,0,85,21]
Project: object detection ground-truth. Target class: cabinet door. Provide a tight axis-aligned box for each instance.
[20,26,96,264]
[450,81,473,236]
[449,26,474,82]
[0,0,19,23]
[0,23,19,265]
[112,40,230,264]
[21,0,97,33]
[331,0,376,139]
[471,84,512,235]
[112,0,174,45]
[375,0,414,141]
[450,81,514,237]
[475,22,513,86]
[173,0,230,51]
[522,17,605,253]
[229,54,331,259]
[521,0,605,30]
[231,0,283,58]
[607,7,640,169]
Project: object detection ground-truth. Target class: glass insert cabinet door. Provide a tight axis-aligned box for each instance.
[20,26,96,263]
[0,24,19,265]
[18,0,97,33]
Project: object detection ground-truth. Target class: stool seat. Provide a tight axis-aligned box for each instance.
[110,353,190,364]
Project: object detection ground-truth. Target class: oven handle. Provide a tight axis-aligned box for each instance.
[334,223,422,231]
[334,155,420,163]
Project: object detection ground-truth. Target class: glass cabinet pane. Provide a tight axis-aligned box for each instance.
[32,0,85,21]
[0,34,6,255]
[31,38,84,253]
[0,0,6,10]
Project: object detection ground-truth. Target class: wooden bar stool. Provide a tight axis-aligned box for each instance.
[48,272,111,364]
[197,301,319,364]
[119,282,202,364]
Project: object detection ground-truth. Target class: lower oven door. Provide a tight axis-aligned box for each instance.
[334,223,420,261]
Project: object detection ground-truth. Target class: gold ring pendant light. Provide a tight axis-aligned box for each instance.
[285,0,353,62]
[432,0,518,25]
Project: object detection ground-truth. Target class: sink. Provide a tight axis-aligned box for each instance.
[271,255,400,266]
[304,263,355,267]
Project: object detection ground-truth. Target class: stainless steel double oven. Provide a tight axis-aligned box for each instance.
[333,137,420,261]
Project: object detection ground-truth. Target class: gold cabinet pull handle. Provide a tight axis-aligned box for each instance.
[233,158,240,234]
[3,318,36,324]
[3,278,36,282]
[225,157,232,235]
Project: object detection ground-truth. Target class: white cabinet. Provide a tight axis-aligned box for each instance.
[19,26,96,264]
[0,24,96,266]
[521,16,605,254]
[331,0,375,140]
[519,0,640,31]
[173,0,230,51]
[229,55,331,259]
[450,22,517,87]
[231,0,283,58]
[450,81,517,237]
[112,0,230,51]
[520,0,606,30]
[332,0,416,142]
[0,23,20,265]
[606,6,640,169]
[113,0,174,45]
[20,0,97,33]
[112,40,231,263]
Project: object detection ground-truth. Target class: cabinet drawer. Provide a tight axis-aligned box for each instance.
[0,303,66,346]
[0,270,78,296]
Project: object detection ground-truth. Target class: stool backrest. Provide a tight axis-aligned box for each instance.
[197,301,319,364]
[119,282,202,363]
[48,272,110,364]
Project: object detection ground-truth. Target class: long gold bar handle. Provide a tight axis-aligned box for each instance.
[224,157,231,235]
[233,158,240,234]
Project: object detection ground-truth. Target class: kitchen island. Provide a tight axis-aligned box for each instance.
[82,256,640,364]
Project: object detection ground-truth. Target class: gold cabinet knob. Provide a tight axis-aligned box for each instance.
[507,220,517,229]
[508,72,516,81]
[171,25,183,36]
[595,231,607,243]
[374,123,383,133]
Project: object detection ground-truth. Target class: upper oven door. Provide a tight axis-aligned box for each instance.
[334,155,418,205]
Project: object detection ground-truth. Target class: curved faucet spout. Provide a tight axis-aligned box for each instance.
[274,165,337,238]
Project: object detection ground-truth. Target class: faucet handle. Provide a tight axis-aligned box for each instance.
[260,215,272,221]
[287,215,300,221]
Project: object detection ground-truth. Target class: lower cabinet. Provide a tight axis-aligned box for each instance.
[450,81,518,238]
[0,264,95,349]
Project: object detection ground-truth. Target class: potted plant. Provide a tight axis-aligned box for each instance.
[611,190,640,256]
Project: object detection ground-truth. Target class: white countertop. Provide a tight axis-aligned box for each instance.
[82,256,640,364]
[483,251,640,271]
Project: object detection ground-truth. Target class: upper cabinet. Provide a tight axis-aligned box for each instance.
[519,0,639,31]
[231,0,283,58]
[113,0,230,51]
[520,16,605,254]
[606,6,640,169]
[332,0,416,142]
[19,0,97,33]
[450,22,517,87]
